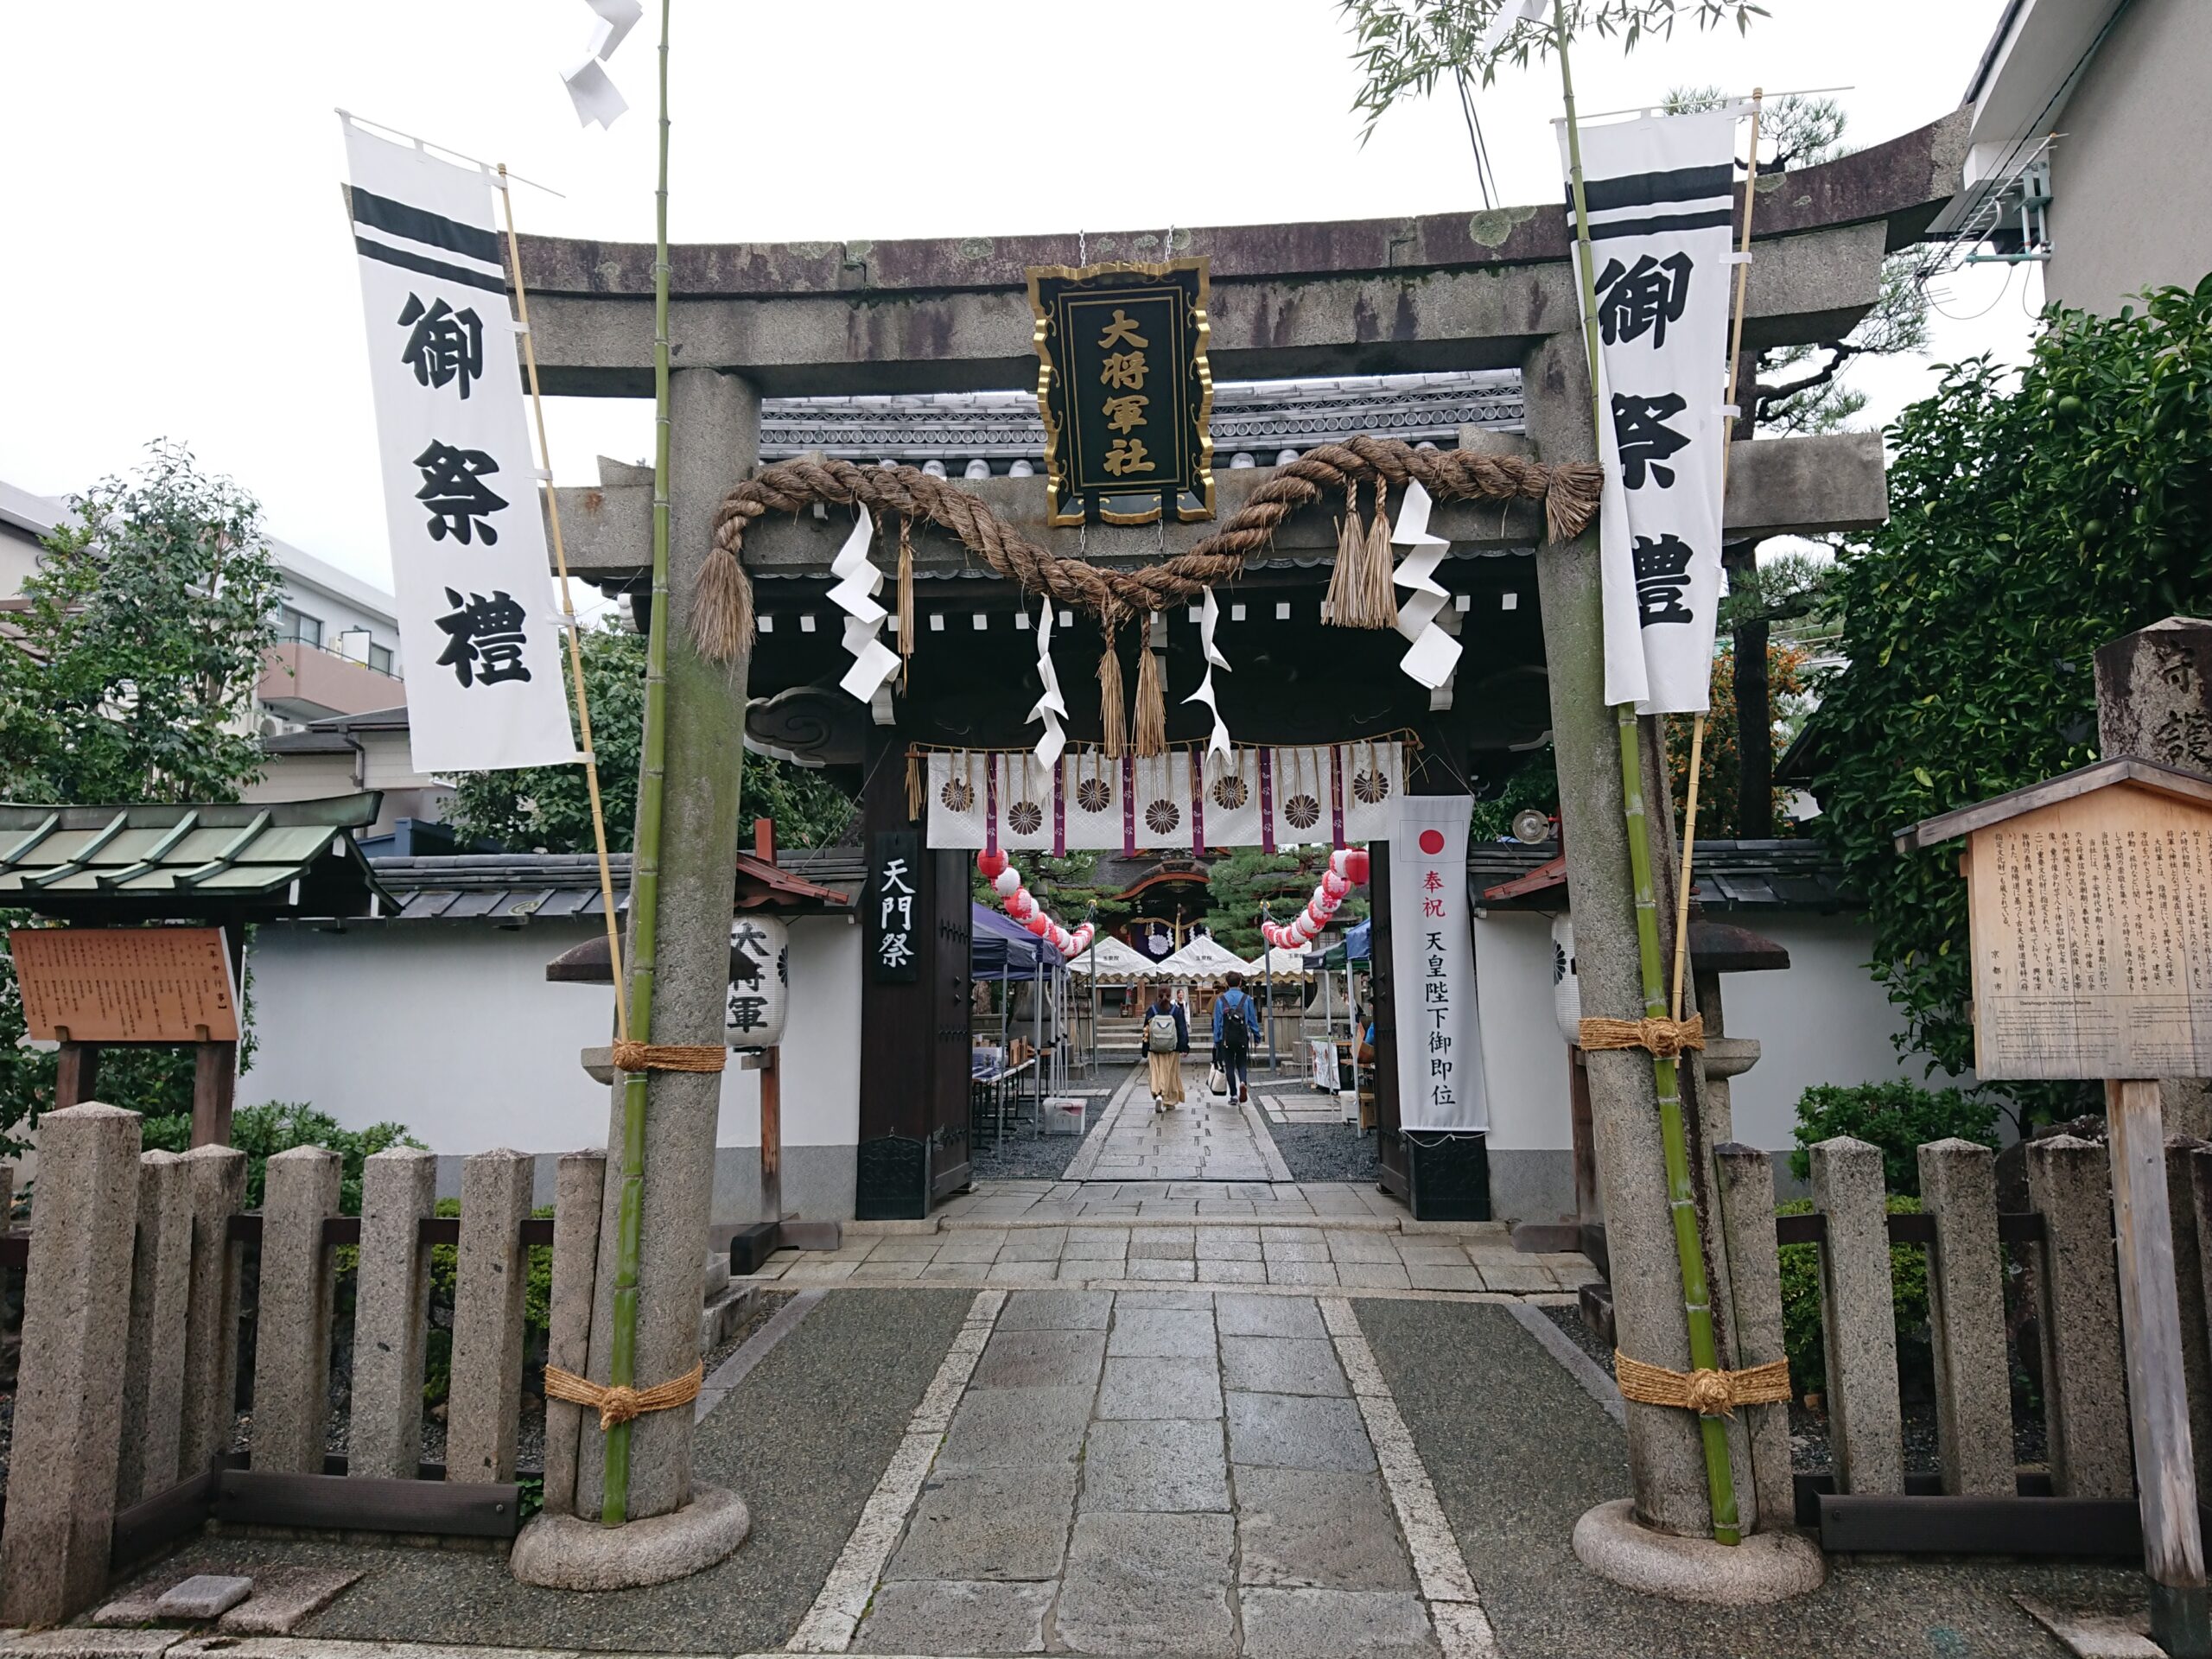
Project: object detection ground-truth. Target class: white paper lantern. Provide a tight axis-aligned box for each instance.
[1552,915,1581,1048]
[1329,848,1352,877]
[995,867,1022,898]
[1323,871,1351,900]
[727,913,790,1049]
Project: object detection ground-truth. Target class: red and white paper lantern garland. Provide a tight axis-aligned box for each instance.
[1262,847,1370,953]
[978,849,1092,958]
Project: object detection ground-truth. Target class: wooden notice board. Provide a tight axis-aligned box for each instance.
[9,926,240,1044]
[1965,788,2212,1079]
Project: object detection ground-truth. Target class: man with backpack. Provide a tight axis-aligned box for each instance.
[1212,970,1262,1104]
[1141,980,1188,1113]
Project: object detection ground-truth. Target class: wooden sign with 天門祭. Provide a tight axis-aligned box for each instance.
[1027,257,1213,527]
[10,925,240,1044]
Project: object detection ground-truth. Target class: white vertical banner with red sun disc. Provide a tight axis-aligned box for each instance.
[1389,794,1487,1132]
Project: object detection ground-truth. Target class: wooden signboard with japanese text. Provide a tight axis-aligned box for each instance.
[1965,787,2212,1079]
[9,926,240,1044]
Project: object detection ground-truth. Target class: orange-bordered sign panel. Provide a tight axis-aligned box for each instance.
[9,926,239,1044]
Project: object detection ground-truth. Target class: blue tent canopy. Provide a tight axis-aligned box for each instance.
[971,901,1065,979]
[1306,917,1371,970]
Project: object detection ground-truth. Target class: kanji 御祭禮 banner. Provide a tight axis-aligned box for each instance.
[1560,108,1738,715]
[342,119,577,774]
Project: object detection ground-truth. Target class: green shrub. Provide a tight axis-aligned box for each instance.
[141,1101,422,1213]
[1777,1195,1929,1398]
[1787,1081,1998,1197]
[423,1197,554,1407]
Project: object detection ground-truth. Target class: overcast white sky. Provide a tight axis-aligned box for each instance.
[1,0,2040,592]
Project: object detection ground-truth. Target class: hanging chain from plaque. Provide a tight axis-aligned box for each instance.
[1027,257,1215,528]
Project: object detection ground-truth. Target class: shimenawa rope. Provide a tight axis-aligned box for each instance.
[543,1360,705,1432]
[1613,1351,1791,1419]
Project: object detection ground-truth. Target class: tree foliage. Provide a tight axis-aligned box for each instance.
[448,619,854,854]
[1339,0,1768,137]
[969,851,1130,933]
[0,443,286,1143]
[1665,640,1807,838]
[1805,278,2212,1092]
[1468,746,1560,842]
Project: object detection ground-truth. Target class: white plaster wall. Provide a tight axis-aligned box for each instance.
[239,915,862,1157]
[1471,908,1948,1155]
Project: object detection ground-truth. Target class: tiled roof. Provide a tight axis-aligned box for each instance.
[365,849,865,924]
[1468,839,1857,913]
[0,794,387,917]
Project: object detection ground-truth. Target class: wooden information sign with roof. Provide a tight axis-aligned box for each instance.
[10,925,239,1045]
[1902,753,2212,1648]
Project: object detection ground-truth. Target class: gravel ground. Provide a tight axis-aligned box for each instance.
[1268,1121,1382,1185]
[101,1288,977,1655]
[1540,1303,2050,1476]
[968,1088,1112,1180]
[1361,1295,2143,1657]
[702,1287,791,1378]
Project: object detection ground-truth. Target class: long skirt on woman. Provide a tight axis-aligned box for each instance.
[1147,1048,1185,1106]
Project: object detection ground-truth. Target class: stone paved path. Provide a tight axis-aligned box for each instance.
[796,1287,1497,1658]
[1061,1063,1293,1185]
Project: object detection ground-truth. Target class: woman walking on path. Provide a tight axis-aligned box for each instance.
[1141,981,1189,1113]
[1212,970,1262,1104]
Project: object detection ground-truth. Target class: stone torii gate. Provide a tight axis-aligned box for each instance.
[519,111,1967,1584]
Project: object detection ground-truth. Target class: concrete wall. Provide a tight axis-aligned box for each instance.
[238,914,864,1222]
[1473,909,1951,1224]
[2047,0,2212,314]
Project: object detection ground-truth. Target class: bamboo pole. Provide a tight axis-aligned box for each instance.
[495,165,629,1043]
[1554,0,1740,1545]
[1669,89,1764,1024]
[599,0,673,1528]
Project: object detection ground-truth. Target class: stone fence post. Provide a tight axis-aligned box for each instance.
[1713,1143,1791,1529]
[448,1148,535,1484]
[118,1149,194,1507]
[351,1147,438,1480]
[1810,1135,1902,1493]
[1918,1138,2014,1496]
[179,1144,247,1478]
[0,1103,143,1627]
[543,1149,607,1516]
[2026,1134,2132,1497]
[251,1146,341,1474]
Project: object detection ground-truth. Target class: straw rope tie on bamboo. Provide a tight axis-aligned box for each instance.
[1576,1014,1705,1058]
[608,1041,728,1073]
[1613,1351,1791,1420]
[543,1361,705,1433]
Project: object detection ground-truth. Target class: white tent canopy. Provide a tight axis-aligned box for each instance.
[1244,944,1314,981]
[1067,934,1154,981]
[1150,934,1252,985]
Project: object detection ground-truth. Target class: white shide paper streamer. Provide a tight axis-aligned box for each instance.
[1028,595,1068,768]
[1390,480,1461,690]
[829,512,899,702]
[1182,587,1234,756]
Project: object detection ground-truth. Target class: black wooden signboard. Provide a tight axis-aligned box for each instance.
[1027,257,1214,527]
[868,830,922,983]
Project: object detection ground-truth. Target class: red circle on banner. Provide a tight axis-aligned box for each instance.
[1418,829,1446,855]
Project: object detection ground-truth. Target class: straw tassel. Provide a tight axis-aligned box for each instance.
[906,749,924,821]
[1324,481,1362,626]
[1133,639,1167,759]
[688,541,753,664]
[1364,478,1400,628]
[1098,627,1128,760]
[896,515,916,691]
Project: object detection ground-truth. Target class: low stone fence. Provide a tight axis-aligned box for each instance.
[0,1103,622,1628]
[1752,1130,2206,1519]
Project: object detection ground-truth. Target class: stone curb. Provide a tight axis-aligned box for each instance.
[738,1279,1581,1306]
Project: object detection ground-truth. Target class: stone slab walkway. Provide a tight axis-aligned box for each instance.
[793,1287,1498,1658]
[1061,1064,1293,1185]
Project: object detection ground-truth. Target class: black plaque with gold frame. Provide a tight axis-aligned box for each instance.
[1027,257,1214,527]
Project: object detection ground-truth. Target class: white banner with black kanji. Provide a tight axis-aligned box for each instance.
[1560,108,1738,715]
[342,119,577,774]
[1389,793,1487,1132]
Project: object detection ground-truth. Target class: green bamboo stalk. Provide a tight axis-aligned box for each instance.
[599,0,674,1529]
[1552,0,1740,1547]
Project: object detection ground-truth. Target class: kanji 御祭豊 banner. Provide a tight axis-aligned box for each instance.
[1388,793,1486,1133]
[342,120,577,774]
[1560,108,1738,715]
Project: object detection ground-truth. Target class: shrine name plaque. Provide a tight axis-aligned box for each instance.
[9,926,240,1044]
[1966,791,2212,1079]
